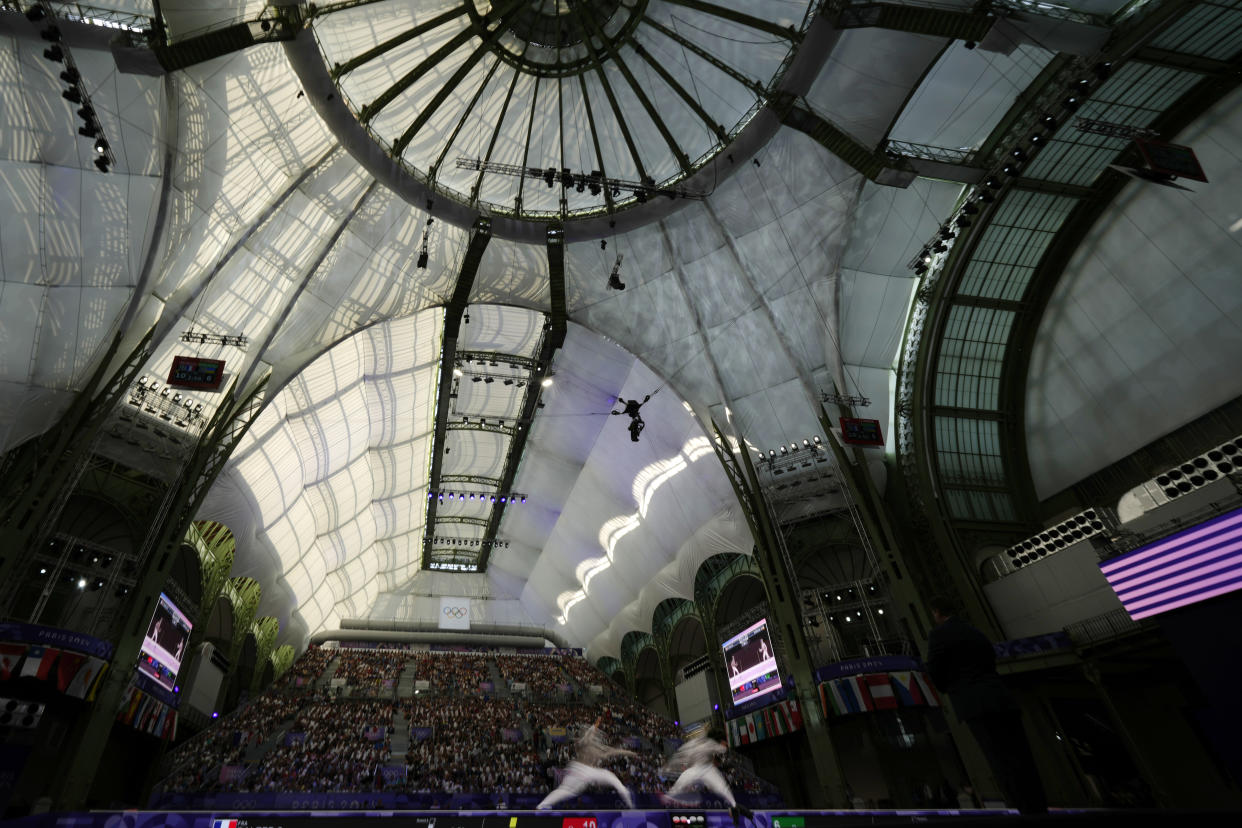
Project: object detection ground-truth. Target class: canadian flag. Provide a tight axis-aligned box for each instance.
[864,673,898,710]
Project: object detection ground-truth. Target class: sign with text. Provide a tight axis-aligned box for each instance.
[438,596,471,630]
[1134,137,1208,182]
[839,417,884,447]
[166,355,225,391]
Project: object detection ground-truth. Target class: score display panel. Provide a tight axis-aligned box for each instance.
[721,618,782,706]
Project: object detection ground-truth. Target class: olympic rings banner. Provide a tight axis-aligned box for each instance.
[438,597,471,631]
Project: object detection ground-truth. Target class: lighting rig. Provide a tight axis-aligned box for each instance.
[126,375,207,429]
[455,158,706,203]
[427,490,526,505]
[421,536,510,550]
[416,216,433,268]
[821,391,871,408]
[907,61,1115,276]
[180,330,249,349]
[28,3,117,173]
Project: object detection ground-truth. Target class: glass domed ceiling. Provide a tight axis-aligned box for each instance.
[308,0,814,219]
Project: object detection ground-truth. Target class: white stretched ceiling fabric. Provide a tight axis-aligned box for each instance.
[805,27,946,148]
[204,310,443,642]
[0,35,163,452]
[566,127,861,454]
[515,333,747,651]
[888,42,1054,151]
[1025,85,1242,499]
[161,0,267,41]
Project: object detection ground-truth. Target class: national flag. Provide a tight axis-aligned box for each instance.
[19,645,59,681]
[0,643,26,680]
[745,717,756,742]
[842,677,869,713]
[120,687,142,724]
[214,820,239,828]
[913,671,940,706]
[728,719,742,746]
[822,681,847,716]
[55,652,87,693]
[166,710,177,741]
[890,671,924,706]
[65,657,107,699]
[753,713,767,741]
[786,699,803,729]
[850,675,875,711]
[864,673,898,710]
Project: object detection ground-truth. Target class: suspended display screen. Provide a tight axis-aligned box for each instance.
[138,592,193,691]
[1101,505,1242,620]
[166,355,225,390]
[722,618,781,706]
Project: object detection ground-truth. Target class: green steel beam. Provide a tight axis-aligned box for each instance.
[392,20,520,154]
[429,55,504,181]
[359,0,523,123]
[153,8,303,72]
[664,0,801,41]
[471,49,526,203]
[475,224,567,571]
[778,97,913,184]
[832,2,994,41]
[52,377,268,809]
[576,3,693,175]
[568,3,650,182]
[630,40,727,142]
[422,217,493,569]
[330,4,469,80]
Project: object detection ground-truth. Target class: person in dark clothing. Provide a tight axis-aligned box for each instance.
[925,595,1048,814]
[615,394,650,442]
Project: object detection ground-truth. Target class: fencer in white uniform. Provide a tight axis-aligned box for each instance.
[538,717,636,809]
[662,729,753,823]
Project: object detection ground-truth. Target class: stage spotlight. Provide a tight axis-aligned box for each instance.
[1002,162,1020,175]
[25,5,46,22]
[60,67,80,85]
[962,202,979,215]
[62,86,81,104]
[955,216,971,228]
[1041,114,1058,129]
[541,377,553,387]
[40,26,61,43]
[978,190,995,203]
[1011,148,1027,161]
[78,121,99,139]
[94,157,109,173]
[93,138,108,154]
[984,176,1001,189]
[543,168,555,188]
[1093,61,1112,80]
[1062,95,1080,111]
[43,44,63,62]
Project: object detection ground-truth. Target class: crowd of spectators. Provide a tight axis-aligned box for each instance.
[244,699,394,792]
[402,698,545,793]
[414,653,491,693]
[495,654,570,699]
[560,655,613,691]
[160,648,778,801]
[333,649,409,693]
[163,692,304,793]
[281,644,333,687]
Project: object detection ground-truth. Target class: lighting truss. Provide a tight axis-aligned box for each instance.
[821,391,871,407]
[428,489,527,505]
[1072,117,1159,140]
[180,329,249,349]
[455,158,706,202]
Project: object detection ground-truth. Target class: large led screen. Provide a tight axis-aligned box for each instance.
[721,618,781,705]
[1100,504,1242,620]
[138,592,192,691]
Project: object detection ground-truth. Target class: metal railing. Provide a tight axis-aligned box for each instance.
[1063,607,1150,646]
[885,139,979,166]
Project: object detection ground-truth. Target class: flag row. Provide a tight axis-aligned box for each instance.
[0,640,108,700]
[819,671,940,717]
[727,699,803,746]
[117,683,178,740]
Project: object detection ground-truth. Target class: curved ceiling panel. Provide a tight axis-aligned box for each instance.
[1025,85,1242,499]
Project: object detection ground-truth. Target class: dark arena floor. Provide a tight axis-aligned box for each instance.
[6,808,1242,828]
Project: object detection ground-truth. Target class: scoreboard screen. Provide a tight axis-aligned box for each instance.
[1134,138,1208,182]
[167,355,226,391]
[839,417,884,447]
